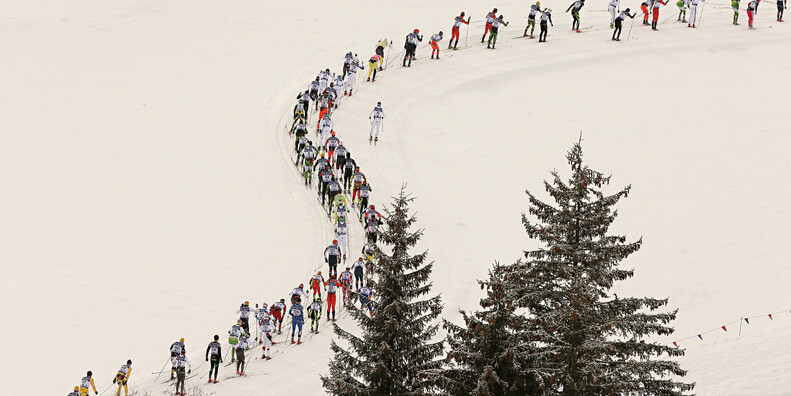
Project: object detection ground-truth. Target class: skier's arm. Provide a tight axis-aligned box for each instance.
[550,14,554,25]
[630,12,636,17]
[206,344,210,361]
[566,3,573,11]
[90,377,97,392]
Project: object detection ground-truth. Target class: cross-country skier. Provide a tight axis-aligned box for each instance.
[345,55,363,96]
[339,266,353,305]
[301,143,317,185]
[289,297,305,344]
[308,296,323,332]
[325,132,340,160]
[679,0,690,22]
[318,167,333,203]
[689,0,705,27]
[357,283,374,317]
[358,181,372,217]
[291,284,308,305]
[353,257,366,289]
[732,0,741,23]
[369,102,385,142]
[566,0,585,32]
[79,371,98,395]
[310,271,325,298]
[169,338,185,380]
[367,54,382,82]
[309,77,320,107]
[325,176,341,208]
[363,205,382,225]
[526,2,542,37]
[235,334,249,375]
[449,12,470,49]
[334,141,347,170]
[334,217,349,263]
[295,135,308,157]
[375,38,391,70]
[539,9,554,42]
[366,220,379,244]
[482,8,498,42]
[609,0,620,27]
[777,0,785,21]
[403,29,422,67]
[238,301,251,334]
[259,317,275,360]
[342,154,356,192]
[362,242,379,274]
[113,360,132,396]
[488,15,508,48]
[651,0,668,29]
[642,0,652,24]
[325,275,341,320]
[255,303,270,343]
[206,335,222,383]
[292,120,307,140]
[613,9,636,40]
[270,299,286,334]
[318,113,333,143]
[430,31,444,59]
[747,0,760,27]
[342,51,353,79]
[69,386,81,396]
[293,99,306,130]
[331,193,349,223]
[325,240,343,276]
[318,68,331,94]
[351,167,367,203]
[174,350,191,396]
[228,320,245,363]
[314,152,330,176]
[331,78,343,108]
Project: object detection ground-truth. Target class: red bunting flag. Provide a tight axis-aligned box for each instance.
[769,314,773,320]
[673,341,678,347]
[722,326,727,332]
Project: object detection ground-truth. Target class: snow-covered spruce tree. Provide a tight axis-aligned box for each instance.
[497,142,694,395]
[322,187,444,396]
[441,263,545,395]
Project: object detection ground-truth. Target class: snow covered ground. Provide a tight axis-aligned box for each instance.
[1,1,790,395]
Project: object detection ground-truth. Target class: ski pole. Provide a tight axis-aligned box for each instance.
[464,22,470,48]
[698,0,707,25]
[153,357,171,383]
[627,14,637,41]
[98,382,114,396]
[662,10,679,23]
[384,40,392,70]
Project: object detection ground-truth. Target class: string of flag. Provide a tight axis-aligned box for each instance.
[671,308,791,348]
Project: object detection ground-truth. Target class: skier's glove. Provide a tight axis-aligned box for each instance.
[188,369,192,374]
[206,358,209,362]
[113,379,117,384]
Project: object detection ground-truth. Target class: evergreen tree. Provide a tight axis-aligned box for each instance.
[322,187,444,396]
[497,142,694,395]
[441,263,546,396]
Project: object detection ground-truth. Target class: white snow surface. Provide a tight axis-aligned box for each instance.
[1,1,790,395]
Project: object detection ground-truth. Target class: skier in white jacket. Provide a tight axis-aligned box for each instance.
[369,102,385,142]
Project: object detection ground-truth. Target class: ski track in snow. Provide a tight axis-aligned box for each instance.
[2,1,790,395]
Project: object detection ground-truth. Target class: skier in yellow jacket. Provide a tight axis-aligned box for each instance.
[79,371,98,395]
[113,360,132,396]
